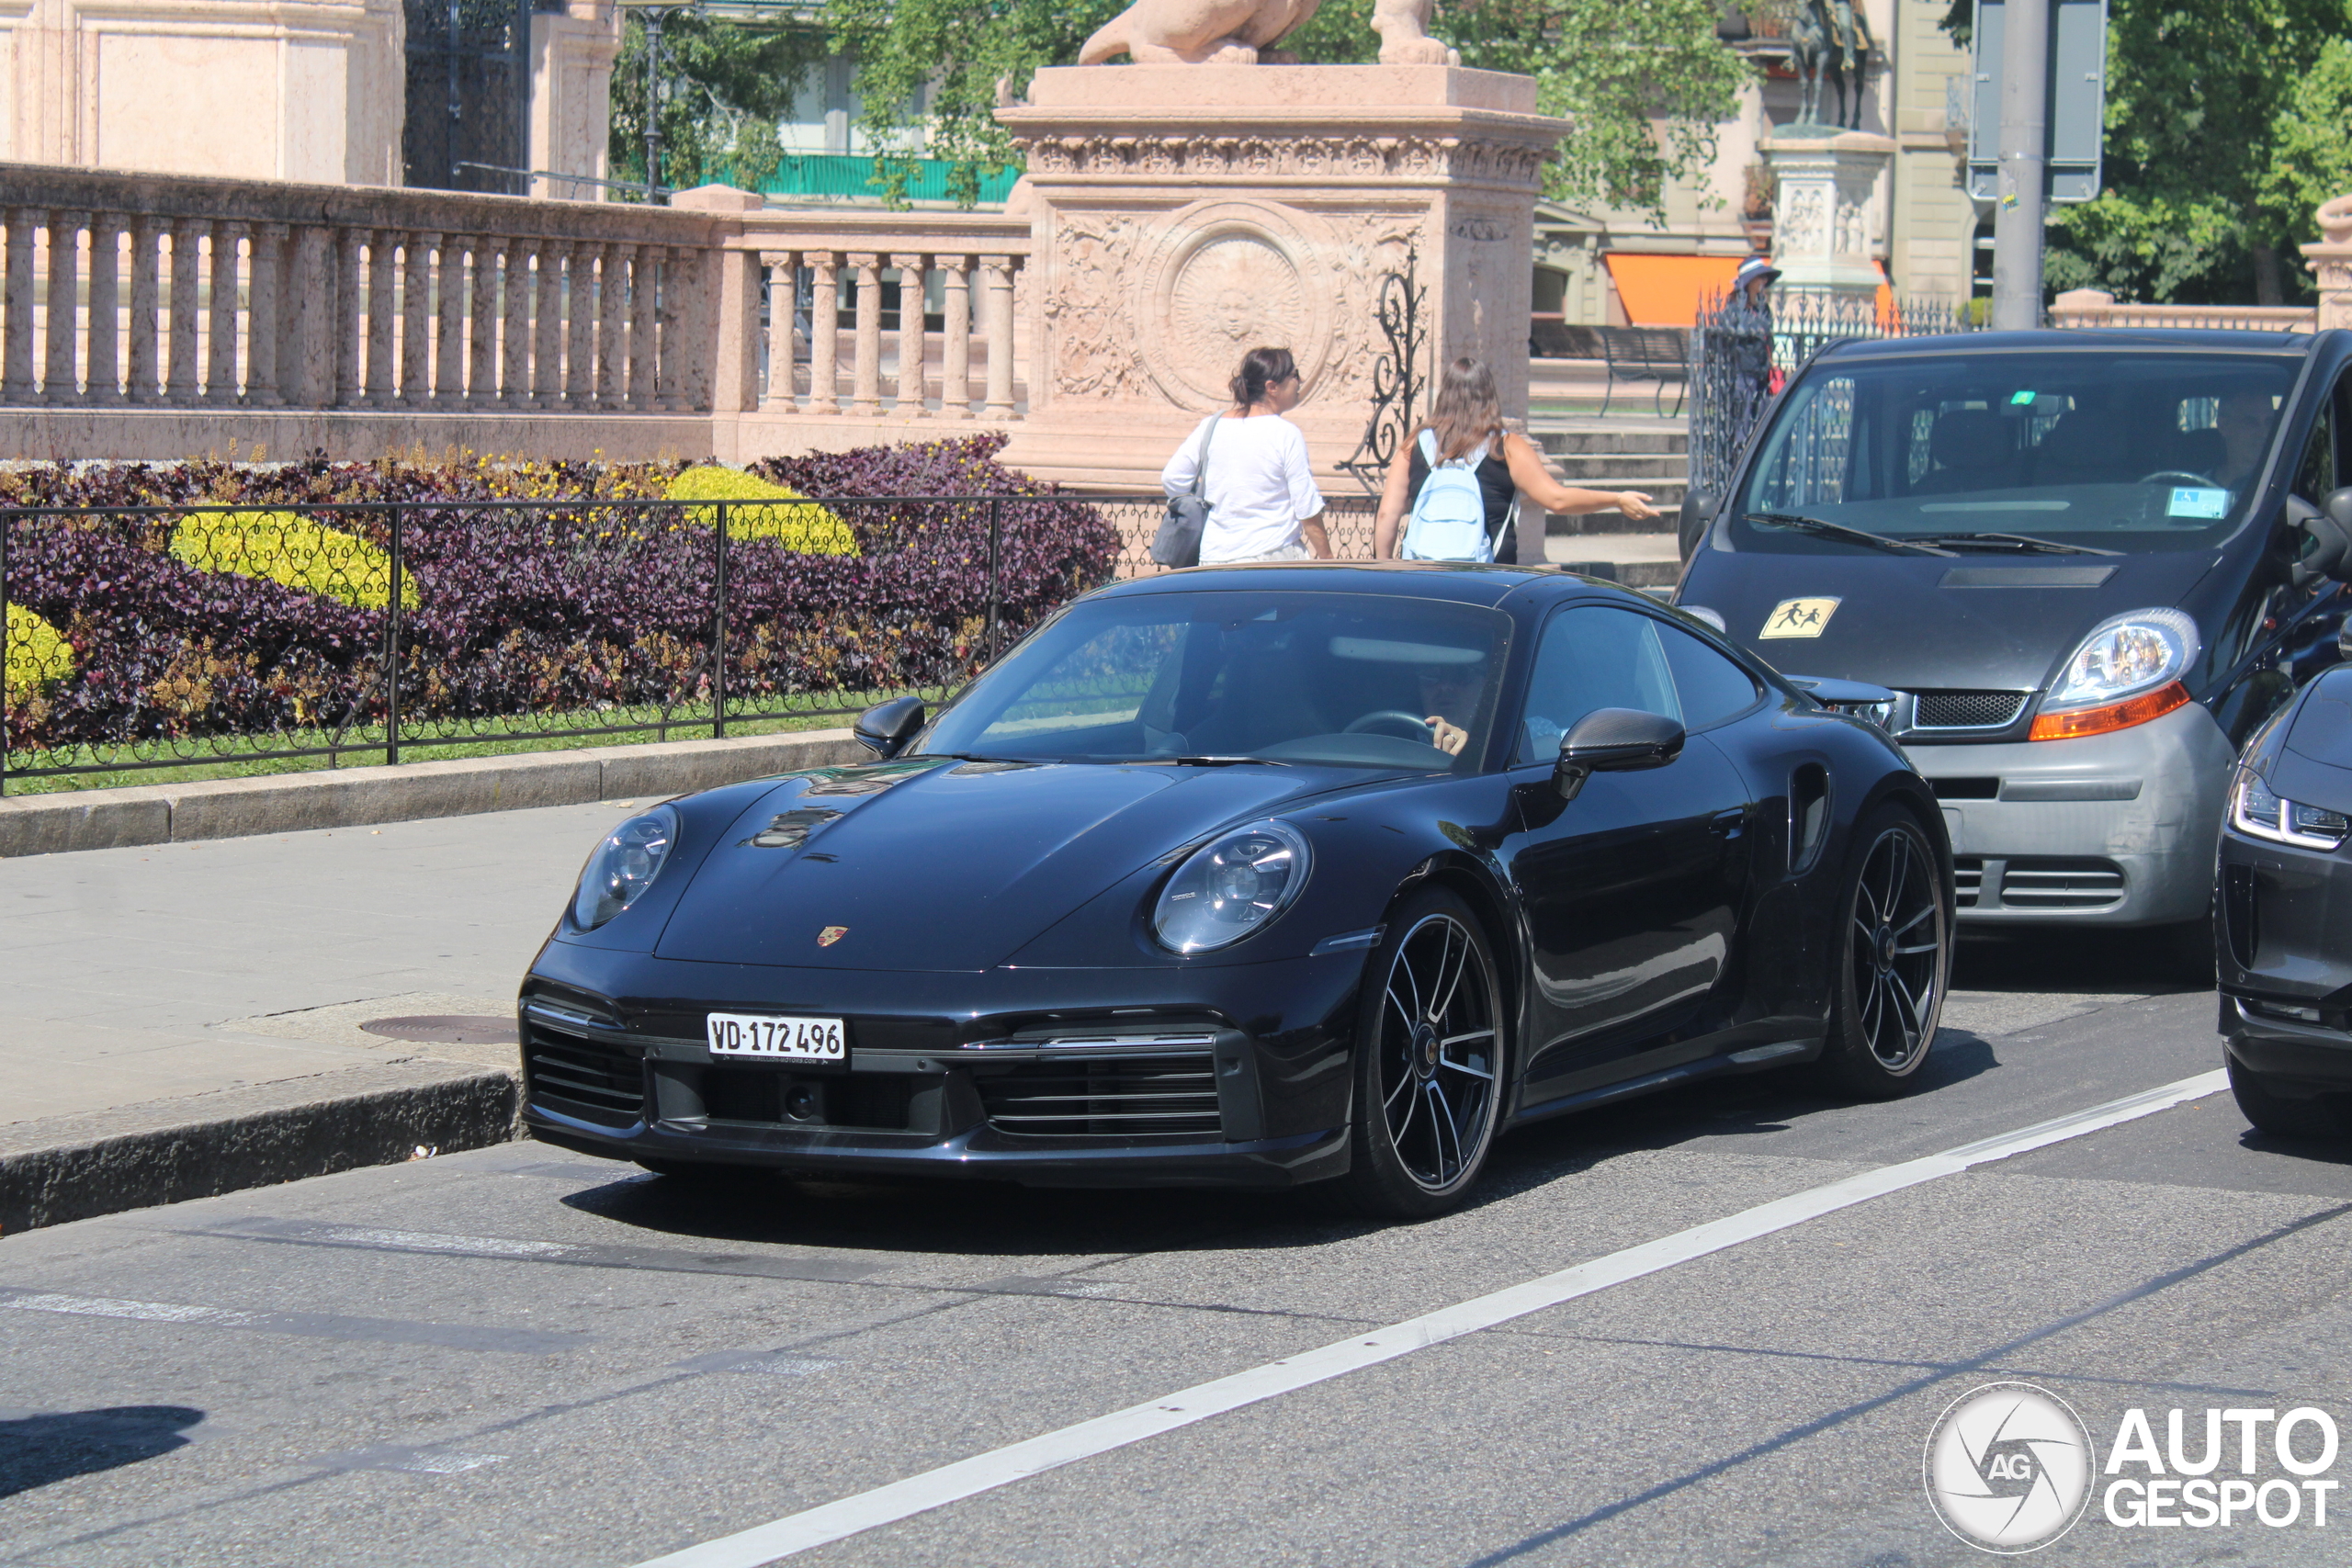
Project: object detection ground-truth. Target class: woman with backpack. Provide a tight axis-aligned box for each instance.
[1374,357,1661,563]
[1159,346,1334,564]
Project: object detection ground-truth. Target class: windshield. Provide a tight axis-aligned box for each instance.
[917,591,1511,769]
[1730,350,2301,554]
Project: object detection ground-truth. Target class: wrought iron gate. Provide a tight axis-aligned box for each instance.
[404,0,533,194]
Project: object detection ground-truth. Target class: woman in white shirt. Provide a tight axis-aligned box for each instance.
[1160,346,1333,563]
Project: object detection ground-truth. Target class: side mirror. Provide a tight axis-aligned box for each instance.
[2304,489,2352,581]
[854,696,926,759]
[1555,707,1686,800]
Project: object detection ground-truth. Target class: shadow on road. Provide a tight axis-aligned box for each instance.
[0,1406,203,1498]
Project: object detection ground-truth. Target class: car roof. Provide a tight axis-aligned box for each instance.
[1086,559,1625,609]
[1817,327,2323,361]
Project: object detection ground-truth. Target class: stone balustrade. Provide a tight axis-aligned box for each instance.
[0,163,733,414]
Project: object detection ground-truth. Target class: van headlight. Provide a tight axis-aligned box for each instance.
[2230,767,2351,850]
[572,807,680,929]
[1152,821,1311,953]
[2031,608,2199,740]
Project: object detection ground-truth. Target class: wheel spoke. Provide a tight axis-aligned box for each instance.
[1386,984,1416,1032]
[1886,971,1925,1055]
[1430,1081,1462,1182]
[1893,939,1940,957]
[1894,899,1938,936]
[1388,1071,1420,1144]
[1883,832,1910,921]
[1384,1062,1416,1111]
[1396,937,1425,1021]
[1438,1055,1495,1081]
[1430,924,1468,1023]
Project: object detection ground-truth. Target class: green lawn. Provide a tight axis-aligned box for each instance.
[2,692,934,795]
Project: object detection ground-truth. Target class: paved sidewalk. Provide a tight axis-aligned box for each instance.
[3,798,643,1125]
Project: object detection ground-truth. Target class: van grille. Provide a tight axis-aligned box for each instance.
[1999,858,2126,909]
[978,1053,1221,1138]
[524,1027,645,1126]
[1913,691,2029,730]
[1952,857,1984,908]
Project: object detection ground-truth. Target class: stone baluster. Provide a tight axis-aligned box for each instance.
[46,210,84,404]
[890,253,928,417]
[627,246,657,410]
[435,236,464,402]
[243,221,285,407]
[847,253,883,416]
[204,220,241,404]
[759,250,796,412]
[85,213,120,405]
[649,246,681,412]
[364,231,396,407]
[124,217,160,403]
[166,220,202,404]
[807,251,839,415]
[564,246,596,408]
[668,246,709,413]
[500,243,531,406]
[281,225,329,407]
[938,254,972,422]
[3,210,34,402]
[469,238,501,403]
[535,242,567,408]
[979,254,1017,420]
[594,243,628,409]
[399,232,434,403]
[332,227,363,407]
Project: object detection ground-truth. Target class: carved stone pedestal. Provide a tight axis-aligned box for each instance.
[1761,127,1894,300]
[996,65,1570,490]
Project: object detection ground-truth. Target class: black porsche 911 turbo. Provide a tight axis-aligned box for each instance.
[518,562,1954,1216]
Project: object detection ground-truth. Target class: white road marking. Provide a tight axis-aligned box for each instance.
[630,1067,2231,1568]
[0,1292,263,1327]
[313,1224,582,1259]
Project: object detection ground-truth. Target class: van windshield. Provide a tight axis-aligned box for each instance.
[1728,350,2301,555]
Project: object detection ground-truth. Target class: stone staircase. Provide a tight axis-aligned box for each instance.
[1529,416,1689,588]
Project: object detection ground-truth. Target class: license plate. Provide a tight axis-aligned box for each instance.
[705,1012,846,1064]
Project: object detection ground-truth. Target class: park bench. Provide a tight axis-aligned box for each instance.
[1593,326,1690,418]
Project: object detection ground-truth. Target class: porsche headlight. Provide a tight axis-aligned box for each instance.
[1153,821,1311,953]
[2230,767,2351,851]
[572,806,680,930]
[2048,608,2199,707]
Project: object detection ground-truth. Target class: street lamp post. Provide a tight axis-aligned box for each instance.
[1990,0,2050,331]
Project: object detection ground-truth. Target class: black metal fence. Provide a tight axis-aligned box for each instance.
[1,491,1380,794]
[1687,289,1967,506]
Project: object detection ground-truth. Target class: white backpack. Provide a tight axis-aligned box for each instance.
[1401,430,1495,562]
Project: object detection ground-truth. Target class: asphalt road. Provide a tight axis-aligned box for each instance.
[10,929,2352,1566]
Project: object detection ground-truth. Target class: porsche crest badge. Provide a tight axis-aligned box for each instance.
[1759,597,1841,639]
[818,926,848,947]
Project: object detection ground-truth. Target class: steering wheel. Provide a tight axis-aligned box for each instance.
[1343,710,1436,743]
[2135,469,2218,488]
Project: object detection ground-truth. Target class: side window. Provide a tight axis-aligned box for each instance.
[1514,606,1680,763]
[2294,371,2349,503]
[1655,621,1761,728]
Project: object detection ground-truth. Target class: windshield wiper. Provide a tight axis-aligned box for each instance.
[1162,754,1290,767]
[1909,531,2120,557]
[1743,512,1953,557]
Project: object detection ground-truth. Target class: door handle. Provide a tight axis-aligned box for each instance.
[1709,809,1747,839]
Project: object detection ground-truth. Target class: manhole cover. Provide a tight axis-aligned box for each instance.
[359,1015,519,1046]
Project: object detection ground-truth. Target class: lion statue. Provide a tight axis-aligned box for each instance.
[1077,0,1455,67]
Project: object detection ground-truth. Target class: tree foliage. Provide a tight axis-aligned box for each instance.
[609,13,829,197]
[827,0,1750,220]
[1947,0,2352,304]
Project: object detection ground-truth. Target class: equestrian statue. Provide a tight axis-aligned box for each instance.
[1789,0,1873,130]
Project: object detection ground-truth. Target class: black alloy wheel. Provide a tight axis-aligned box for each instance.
[1816,804,1949,1098]
[1339,887,1506,1218]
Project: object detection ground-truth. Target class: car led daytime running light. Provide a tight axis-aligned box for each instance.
[2230,767,2352,851]
[572,806,680,930]
[1152,820,1312,953]
[2028,681,2191,740]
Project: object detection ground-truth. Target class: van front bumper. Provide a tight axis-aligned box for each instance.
[1905,699,2236,927]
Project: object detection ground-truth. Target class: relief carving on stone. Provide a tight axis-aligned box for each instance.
[1010,130,1548,186]
[1136,200,1340,408]
[1043,211,1156,400]
[1317,209,1427,405]
[1779,184,1828,254]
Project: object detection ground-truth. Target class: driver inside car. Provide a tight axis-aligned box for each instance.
[1418,657,1485,757]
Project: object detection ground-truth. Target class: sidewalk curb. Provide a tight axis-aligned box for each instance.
[0,728,864,857]
[0,1062,525,1235]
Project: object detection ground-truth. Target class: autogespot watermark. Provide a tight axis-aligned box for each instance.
[1925,1385,2345,1553]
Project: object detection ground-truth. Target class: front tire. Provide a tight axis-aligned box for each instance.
[1336,888,1508,1219]
[1815,804,1951,1099]
[2227,1054,2345,1139]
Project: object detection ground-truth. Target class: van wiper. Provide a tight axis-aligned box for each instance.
[1743,512,1953,557]
[1164,754,1290,767]
[1909,530,2120,557]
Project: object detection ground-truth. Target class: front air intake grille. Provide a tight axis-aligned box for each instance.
[978,1054,1222,1138]
[1913,691,2030,730]
[524,1026,645,1126]
[1999,858,2126,909]
[1953,857,1984,908]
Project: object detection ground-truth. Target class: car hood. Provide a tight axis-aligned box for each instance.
[653,758,1360,972]
[1679,547,2222,691]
